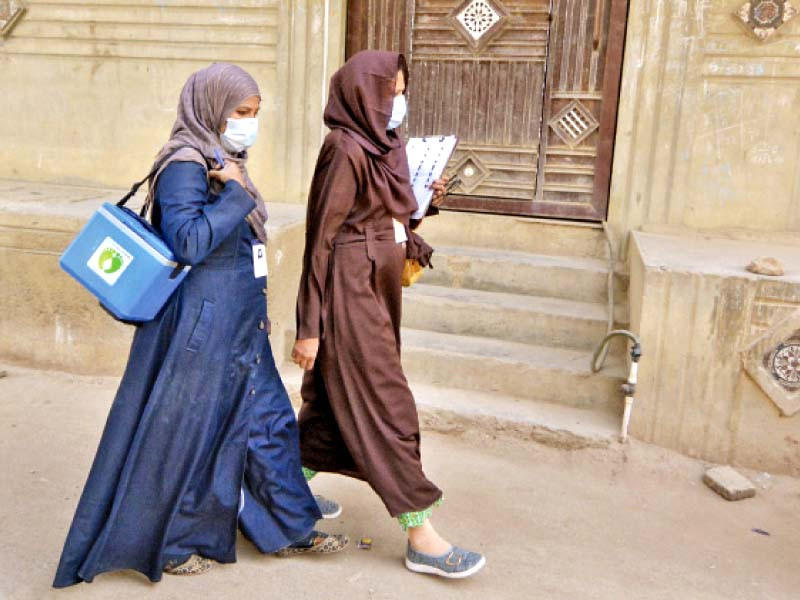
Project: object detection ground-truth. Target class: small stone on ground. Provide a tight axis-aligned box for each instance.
[746,257,784,276]
[703,465,756,501]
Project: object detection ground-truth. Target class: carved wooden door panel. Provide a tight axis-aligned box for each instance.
[345,0,627,221]
[535,0,628,219]
[406,0,549,216]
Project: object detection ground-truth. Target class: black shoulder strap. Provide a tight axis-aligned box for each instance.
[116,145,209,215]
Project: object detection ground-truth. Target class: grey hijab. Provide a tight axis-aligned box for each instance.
[144,62,268,243]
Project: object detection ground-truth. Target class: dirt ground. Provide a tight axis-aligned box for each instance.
[1,364,799,600]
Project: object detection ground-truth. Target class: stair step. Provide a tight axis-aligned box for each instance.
[278,366,620,449]
[419,211,609,258]
[410,383,619,449]
[424,245,627,303]
[401,328,627,411]
[403,284,625,351]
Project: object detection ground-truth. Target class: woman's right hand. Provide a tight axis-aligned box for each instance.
[292,338,320,371]
[208,161,246,188]
[429,176,449,207]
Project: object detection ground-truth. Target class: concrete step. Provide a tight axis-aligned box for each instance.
[278,363,620,450]
[401,328,627,411]
[410,383,619,449]
[418,211,609,258]
[423,245,627,304]
[402,283,627,351]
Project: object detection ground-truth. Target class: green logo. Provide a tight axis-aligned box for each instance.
[98,247,124,274]
[88,237,132,285]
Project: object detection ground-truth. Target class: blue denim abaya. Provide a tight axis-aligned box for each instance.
[53,162,321,587]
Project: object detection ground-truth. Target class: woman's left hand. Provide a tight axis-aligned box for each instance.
[209,161,247,188]
[429,177,449,207]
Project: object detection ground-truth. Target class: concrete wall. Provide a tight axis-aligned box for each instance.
[608,0,800,244]
[629,231,800,476]
[608,0,800,473]
[0,0,346,204]
[0,181,305,376]
[0,0,344,374]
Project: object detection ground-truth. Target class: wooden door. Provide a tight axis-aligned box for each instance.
[346,0,628,221]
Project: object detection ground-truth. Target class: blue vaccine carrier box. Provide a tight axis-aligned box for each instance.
[60,203,190,322]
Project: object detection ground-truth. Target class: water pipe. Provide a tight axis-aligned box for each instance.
[592,222,643,443]
[592,330,642,442]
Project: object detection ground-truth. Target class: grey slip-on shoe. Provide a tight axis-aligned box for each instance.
[315,494,343,519]
[405,544,486,579]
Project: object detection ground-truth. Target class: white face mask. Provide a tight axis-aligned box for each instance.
[387,95,407,130]
[221,117,259,152]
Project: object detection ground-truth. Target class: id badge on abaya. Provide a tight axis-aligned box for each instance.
[392,218,408,244]
[252,241,268,278]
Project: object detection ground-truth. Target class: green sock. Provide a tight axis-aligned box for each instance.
[302,467,318,481]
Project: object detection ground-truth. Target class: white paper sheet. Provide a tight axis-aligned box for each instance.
[406,135,458,220]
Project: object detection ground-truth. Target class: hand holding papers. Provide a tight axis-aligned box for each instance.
[406,135,458,220]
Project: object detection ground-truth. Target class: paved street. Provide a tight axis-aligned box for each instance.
[1,364,799,600]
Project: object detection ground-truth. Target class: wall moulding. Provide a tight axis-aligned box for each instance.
[0,1,279,62]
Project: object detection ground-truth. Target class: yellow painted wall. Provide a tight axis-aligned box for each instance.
[0,0,346,204]
[608,0,800,240]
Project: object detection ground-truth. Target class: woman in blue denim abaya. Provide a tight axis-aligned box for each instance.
[53,63,347,588]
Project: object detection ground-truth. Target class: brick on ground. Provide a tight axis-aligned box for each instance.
[703,465,756,501]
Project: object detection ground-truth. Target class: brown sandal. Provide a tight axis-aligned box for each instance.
[163,554,215,575]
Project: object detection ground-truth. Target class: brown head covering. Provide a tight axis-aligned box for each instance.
[324,50,418,222]
[144,62,268,243]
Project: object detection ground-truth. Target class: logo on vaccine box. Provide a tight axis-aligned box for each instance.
[88,236,133,285]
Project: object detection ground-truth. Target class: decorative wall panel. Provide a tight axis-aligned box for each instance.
[743,309,800,416]
[450,0,510,50]
[736,0,797,41]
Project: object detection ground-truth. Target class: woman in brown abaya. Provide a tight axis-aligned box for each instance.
[291,50,486,579]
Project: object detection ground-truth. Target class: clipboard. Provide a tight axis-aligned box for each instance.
[406,135,458,220]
